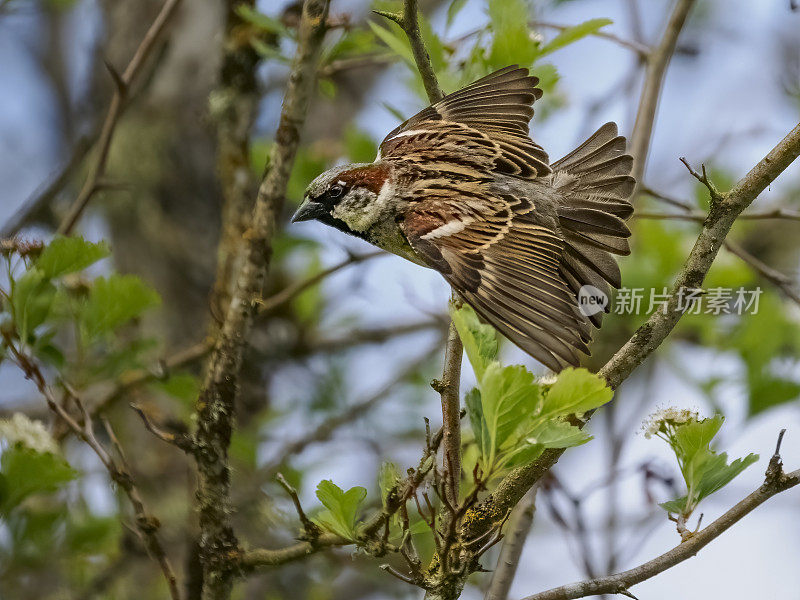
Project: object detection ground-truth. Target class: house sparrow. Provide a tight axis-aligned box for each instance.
[292,66,634,371]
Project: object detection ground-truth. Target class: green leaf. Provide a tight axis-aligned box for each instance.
[36,236,110,279]
[694,452,759,502]
[465,387,490,461]
[446,0,467,26]
[11,269,56,340]
[480,363,539,460]
[80,274,160,339]
[538,18,613,57]
[378,462,401,509]
[368,21,415,66]
[0,446,77,515]
[235,4,292,37]
[312,480,367,540]
[540,368,613,418]
[487,0,539,68]
[525,419,591,449]
[659,496,689,514]
[451,304,498,380]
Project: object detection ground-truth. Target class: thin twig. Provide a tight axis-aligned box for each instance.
[634,209,800,222]
[276,473,321,540]
[485,487,538,600]
[262,343,440,477]
[374,0,443,103]
[643,186,800,307]
[629,0,696,188]
[530,20,649,59]
[57,0,183,234]
[520,446,799,600]
[5,344,181,600]
[255,250,384,314]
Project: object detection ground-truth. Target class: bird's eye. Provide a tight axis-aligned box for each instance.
[328,184,344,199]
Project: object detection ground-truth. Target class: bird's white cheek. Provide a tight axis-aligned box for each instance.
[332,199,376,232]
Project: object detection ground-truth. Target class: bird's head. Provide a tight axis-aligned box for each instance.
[292,163,394,235]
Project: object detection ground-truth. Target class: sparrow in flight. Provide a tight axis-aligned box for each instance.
[292,66,634,371]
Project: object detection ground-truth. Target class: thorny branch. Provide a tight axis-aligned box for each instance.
[192,1,330,598]
[4,342,181,600]
[57,0,183,235]
[520,433,799,600]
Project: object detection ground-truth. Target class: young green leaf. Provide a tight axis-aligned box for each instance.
[538,18,613,57]
[0,446,77,515]
[368,21,415,66]
[80,274,160,338]
[487,0,539,68]
[378,462,401,509]
[525,419,591,449]
[451,304,498,380]
[446,0,467,27]
[540,367,613,418]
[312,480,367,540]
[36,236,110,279]
[480,363,539,453]
[11,269,56,341]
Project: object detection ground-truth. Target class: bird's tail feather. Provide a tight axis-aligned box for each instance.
[551,122,635,327]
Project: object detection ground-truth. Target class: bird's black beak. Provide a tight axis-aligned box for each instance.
[291,198,326,223]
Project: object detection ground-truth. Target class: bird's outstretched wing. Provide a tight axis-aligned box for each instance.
[379,66,550,179]
[400,186,593,371]
[386,66,633,370]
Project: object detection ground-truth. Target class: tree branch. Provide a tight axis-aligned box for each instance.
[192,1,330,598]
[57,0,183,235]
[629,0,696,187]
[485,487,538,600]
[520,448,799,600]
[462,120,800,543]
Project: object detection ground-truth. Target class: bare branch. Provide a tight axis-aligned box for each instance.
[255,250,384,315]
[57,0,183,234]
[521,454,799,600]
[723,240,800,306]
[629,0,696,187]
[485,487,538,600]
[276,473,322,541]
[262,344,440,477]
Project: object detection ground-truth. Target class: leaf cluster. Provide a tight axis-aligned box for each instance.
[453,305,613,478]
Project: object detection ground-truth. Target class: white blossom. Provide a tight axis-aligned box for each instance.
[641,407,700,439]
[0,413,59,454]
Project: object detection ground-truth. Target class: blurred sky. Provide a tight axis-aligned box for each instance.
[1,1,800,598]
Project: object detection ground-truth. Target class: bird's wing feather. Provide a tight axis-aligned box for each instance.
[379,66,550,179]
[401,189,592,371]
